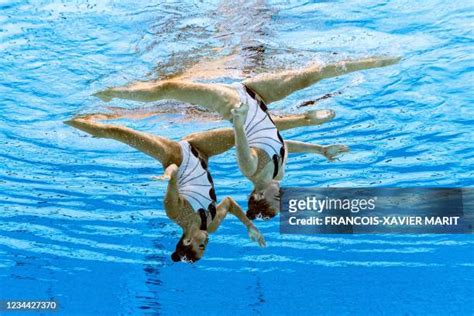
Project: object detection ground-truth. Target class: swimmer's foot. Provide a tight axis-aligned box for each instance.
[93,88,116,102]
[305,109,336,125]
[369,55,402,68]
[64,117,104,137]
[323,144,349,161]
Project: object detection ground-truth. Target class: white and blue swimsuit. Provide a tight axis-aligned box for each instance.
[233,83,287,179]
[176,141,217,230]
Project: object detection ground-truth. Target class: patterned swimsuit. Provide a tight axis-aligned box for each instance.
[174,141,217,230]
[232,83,287,179]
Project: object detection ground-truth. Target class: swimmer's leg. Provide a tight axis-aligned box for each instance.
[74,106,213,124]
[76,107,167,121]
[183,109,336,158]
[93,80,240,120]
[285,140,349,161]
[271,109,336,130]
[65,117,184,215]
[183,128,236,158]
[243,56,401,104]
[64,117,181,167]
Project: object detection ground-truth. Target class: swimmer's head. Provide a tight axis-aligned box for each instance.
[246,181,281,220]
[171,229,209,263]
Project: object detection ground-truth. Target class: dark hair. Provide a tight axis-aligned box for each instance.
[171,235,201,263]
[246,191,277,220]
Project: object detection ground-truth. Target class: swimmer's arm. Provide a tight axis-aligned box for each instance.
[207,197,234,233]
[163,164,182,217]
[285,140,349,161]
[208,197,265,247]
[231,103,258,177]
[244,56,401,104]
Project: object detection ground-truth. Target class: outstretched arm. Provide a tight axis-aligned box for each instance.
[161,164,184,219]
[230,102,258,177]
[153,163,192,221]
[207,197,265,247]
[285,140,349,161]
[244,56,401,104]
[272,109,335,130]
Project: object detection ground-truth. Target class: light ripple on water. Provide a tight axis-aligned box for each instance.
[0,236,165,266]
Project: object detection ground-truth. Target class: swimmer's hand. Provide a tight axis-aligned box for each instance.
[151,174,171,181]
[323,145,349,161]
[247,224,266,247]
[230,102,249,127]
[152,164,178,181]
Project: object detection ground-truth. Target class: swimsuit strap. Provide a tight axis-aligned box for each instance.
[177,141,217,230]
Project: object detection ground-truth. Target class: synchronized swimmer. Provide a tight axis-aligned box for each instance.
[66,56,399,262]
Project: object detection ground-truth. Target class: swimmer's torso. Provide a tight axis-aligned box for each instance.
[233,83,287,182]
[169,141,217,230]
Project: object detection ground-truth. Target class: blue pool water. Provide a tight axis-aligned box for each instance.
[1,1,473,315]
